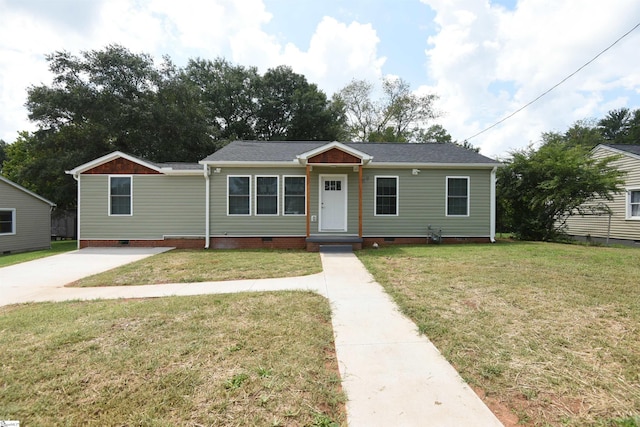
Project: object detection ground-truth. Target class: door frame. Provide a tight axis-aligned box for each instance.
[319,174,348,232]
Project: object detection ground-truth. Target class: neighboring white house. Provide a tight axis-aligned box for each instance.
[0,175,56,254]
[564,144,640,245]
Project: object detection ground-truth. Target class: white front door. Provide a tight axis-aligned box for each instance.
[320,175,347,231]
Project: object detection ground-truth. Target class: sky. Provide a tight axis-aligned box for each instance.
[1,0,639,158]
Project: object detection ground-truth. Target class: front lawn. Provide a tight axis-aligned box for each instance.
[71,249,322,287]
[358,241,640,427]
[0,240,77,268]
[0,292,345,426]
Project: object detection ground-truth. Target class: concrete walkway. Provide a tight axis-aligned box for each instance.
[0,247,503,426]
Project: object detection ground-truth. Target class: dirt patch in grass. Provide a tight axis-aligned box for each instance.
[0,292,345,426]
[358,241,640,427]
[70,249,322,287]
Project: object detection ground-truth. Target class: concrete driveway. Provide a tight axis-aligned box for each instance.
[0,247,172,306]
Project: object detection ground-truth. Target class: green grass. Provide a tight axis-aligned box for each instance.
[0,240,77,267]
[0,292,345,426]
[71,249,322,287]
[358,241,640,427]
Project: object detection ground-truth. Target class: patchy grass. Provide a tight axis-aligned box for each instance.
[0,292,345,426]
[0,240,77,267]
[71,249,322,287]
[358,241,640,427]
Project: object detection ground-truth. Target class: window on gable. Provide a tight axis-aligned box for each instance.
[228,176,250,215]
[0,209,15,235]
[375,176,398,216]
[110,176,132,216]
[629,190,640,218]
[256,176,278,215]
[446,177,469,216]
[284,176,306,215]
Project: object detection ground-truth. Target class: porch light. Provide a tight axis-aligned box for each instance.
[412,169,420,175]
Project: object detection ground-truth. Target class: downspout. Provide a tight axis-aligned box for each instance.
[72,173,81,250]
[204,165,210,249]
[490,166,497,243]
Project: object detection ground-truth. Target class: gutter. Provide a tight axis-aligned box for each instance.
[490,166,497,243]
[204,165,210,249]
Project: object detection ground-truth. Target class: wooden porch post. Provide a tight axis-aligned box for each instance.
[306,164,311,238]
[358,165,363,238]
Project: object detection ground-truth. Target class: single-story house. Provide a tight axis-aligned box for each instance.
[66,141,501,251]
[0,175,56,254]
[564,144,640,245]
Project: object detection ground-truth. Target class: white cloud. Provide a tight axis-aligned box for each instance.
[422,0,640,157]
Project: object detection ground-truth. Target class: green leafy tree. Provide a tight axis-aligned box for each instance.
[184,58,260,141]
[256,65,345,141]
[335,77,439,142]
[497,138,625,241]
[0,139,7,172]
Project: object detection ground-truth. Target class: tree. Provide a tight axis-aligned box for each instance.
[0,139,7,172]
[334,77,438,142]
[598,108,640,145]
[256,65,344,141]
[184,58,260,141]
[497,139,625,241]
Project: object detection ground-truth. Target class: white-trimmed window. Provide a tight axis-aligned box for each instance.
[0,208,16,235]
[109,176,132,216]
[256,176,279,215]
[446,176,469,216]
[228,176,251,215]
[284,176,306,215]
[627,189,640,219]
[375,176,399,216]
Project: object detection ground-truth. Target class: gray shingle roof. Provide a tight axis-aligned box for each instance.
[201,141,500,165]
[604,144,640,156]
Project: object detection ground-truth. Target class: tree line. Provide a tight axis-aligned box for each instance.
[0,44,446,210]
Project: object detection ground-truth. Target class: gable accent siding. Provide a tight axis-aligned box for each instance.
[0,180,53,253]
[564,146,640,241]
[308,148,361,164]
[83,158,162,175]
[79,174,205,239]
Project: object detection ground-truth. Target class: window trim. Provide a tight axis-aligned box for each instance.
[108,175,133,217]
[626,187,640,220]
[283,175,307,216]
[255,175,279,216]
[446,176,470,217]
[227,175,251,216]
[0,208,16,235]
[374,176,399,216]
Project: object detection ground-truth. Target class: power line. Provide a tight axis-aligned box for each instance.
[464,19,640,142]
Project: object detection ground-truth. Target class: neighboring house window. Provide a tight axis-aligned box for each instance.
[284,176,306,215]
[256,176,278,215]
[228,176,251,215]
[0,209,16,235]
[628,189,640,219]
[446,176,469,216]
[375,176,398,216]
[109,176,132,216]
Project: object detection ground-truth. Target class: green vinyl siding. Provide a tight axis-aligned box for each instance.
[0,181,52,253]
[209,167,307,236]
[362,168,492,237]
[80,175,205,239]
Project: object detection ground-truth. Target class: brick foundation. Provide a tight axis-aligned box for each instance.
[80,235,493,250]
[209,236,307,250]
[362,236,492,248]
[79,238,205,249]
